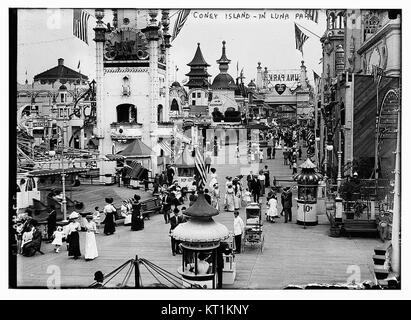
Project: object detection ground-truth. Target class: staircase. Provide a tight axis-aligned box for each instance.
[373,241,392,286]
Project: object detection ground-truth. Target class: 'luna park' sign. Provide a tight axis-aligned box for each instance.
[191,10,316,21]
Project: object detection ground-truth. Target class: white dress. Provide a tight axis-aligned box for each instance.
[209,173,218,189]
[84,221,98,260]
[51,230,64,246]
[266,198,279,217]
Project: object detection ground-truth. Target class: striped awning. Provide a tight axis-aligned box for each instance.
[123,160,147,179]
[106,154,125,161]
[158,140,172,155]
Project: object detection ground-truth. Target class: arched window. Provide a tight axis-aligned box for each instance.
[116,104,137,123]
[157,104,163,122]
[171,98,179,111]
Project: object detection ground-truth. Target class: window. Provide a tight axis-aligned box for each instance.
[171,99,179,111]
[197,92,201,98]
[192,100,196,106]
[60,93,65,103]
[192,92,196,98]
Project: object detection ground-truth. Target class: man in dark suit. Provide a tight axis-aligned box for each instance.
[281,187,293,223]
[169,209,181,256]
[250,175,261,203]
[161,191,172,224]
[204,189,212,205]
[166,165,175,186]
[246,171,253,191]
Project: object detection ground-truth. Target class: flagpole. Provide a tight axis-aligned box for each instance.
[295,22,321,39]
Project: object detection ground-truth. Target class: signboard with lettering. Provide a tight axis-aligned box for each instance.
[267,70,300,83]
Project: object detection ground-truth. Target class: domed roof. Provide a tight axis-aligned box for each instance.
[171,81,181,87]
[211,73,237,90]
[172,218,230,243]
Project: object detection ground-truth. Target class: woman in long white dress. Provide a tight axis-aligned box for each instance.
[211,183,221,211]
[266,196,279,222]
[209,168,218,189]
[84,215,98,260]
[225,184,235,212]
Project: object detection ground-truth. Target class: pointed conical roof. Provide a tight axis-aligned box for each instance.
[187,43,210,67]
[216,41,231,66]
[117,139,153,157]
[185,192,219,218]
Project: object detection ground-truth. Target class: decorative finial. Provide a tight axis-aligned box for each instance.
[222,40,226,46]
[197,42,200,46]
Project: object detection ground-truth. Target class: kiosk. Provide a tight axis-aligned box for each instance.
[172,192,230,289]
[293,158,323,226]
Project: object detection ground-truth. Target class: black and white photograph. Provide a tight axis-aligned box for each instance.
[7,1,406,299]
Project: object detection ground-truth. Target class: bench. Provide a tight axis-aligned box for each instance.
[342,219,378,238]
[27,199,49,222]
[140,197,162,220]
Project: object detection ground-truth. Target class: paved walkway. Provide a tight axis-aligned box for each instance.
[16,145,379,289]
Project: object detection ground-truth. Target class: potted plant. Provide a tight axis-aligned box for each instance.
[353,199,367,219]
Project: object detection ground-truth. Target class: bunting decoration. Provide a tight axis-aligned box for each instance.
[172,9,191,42]
[305,9,319,23]
[194,147,207,189]
[73,9,90,44]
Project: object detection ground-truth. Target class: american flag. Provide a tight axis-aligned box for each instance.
[294,23,309,55]
[305,9,319,23]
[194,147,207,189]
[172,9,191,42]
[73,9,90,44]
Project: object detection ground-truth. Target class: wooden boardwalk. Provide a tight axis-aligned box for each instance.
[16,147,379,289]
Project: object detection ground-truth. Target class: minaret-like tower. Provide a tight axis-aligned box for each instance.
[256,62,262,90]
[93,9,106,150]
[162,10,171,122]
[211,41,236,91]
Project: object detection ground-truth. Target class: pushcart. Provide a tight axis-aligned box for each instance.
[242,202,264,253]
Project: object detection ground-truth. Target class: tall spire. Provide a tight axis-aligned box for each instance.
[216,40,231,73]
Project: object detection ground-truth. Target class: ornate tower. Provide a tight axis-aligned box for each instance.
[93,9,171,179]
[185,43,211,107]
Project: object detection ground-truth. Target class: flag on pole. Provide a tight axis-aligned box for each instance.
[73,9,90,44]
[194,147,207,189]
[294,23,309,55]
[172,9,191,42]
[305,9,319,23]
[313,70,320,84]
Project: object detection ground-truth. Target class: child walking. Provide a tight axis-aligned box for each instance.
[52,226,64,253]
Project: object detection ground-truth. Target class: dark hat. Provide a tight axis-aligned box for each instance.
[86,214,93,220]
[94,271,104,281]
[105,197,113,204]
[74,202,85,211]
[134,194,141,201]
[173,208,179,214]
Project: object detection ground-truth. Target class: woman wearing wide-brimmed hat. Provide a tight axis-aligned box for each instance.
[67,211,81,259]
[84,215,98,260]
[103,197,116,235]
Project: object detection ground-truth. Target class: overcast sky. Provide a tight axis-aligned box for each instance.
[17,8,326,86]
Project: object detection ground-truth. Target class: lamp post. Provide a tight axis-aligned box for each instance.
[52,113,68,222]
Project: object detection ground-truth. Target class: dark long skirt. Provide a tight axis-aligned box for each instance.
[131,214,144,231]
[103,212,116,235]
[67,231,81,258]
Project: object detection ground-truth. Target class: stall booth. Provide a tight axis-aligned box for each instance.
[293,158,323,226]
[173,147,197,191]
[172,192,230,289]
